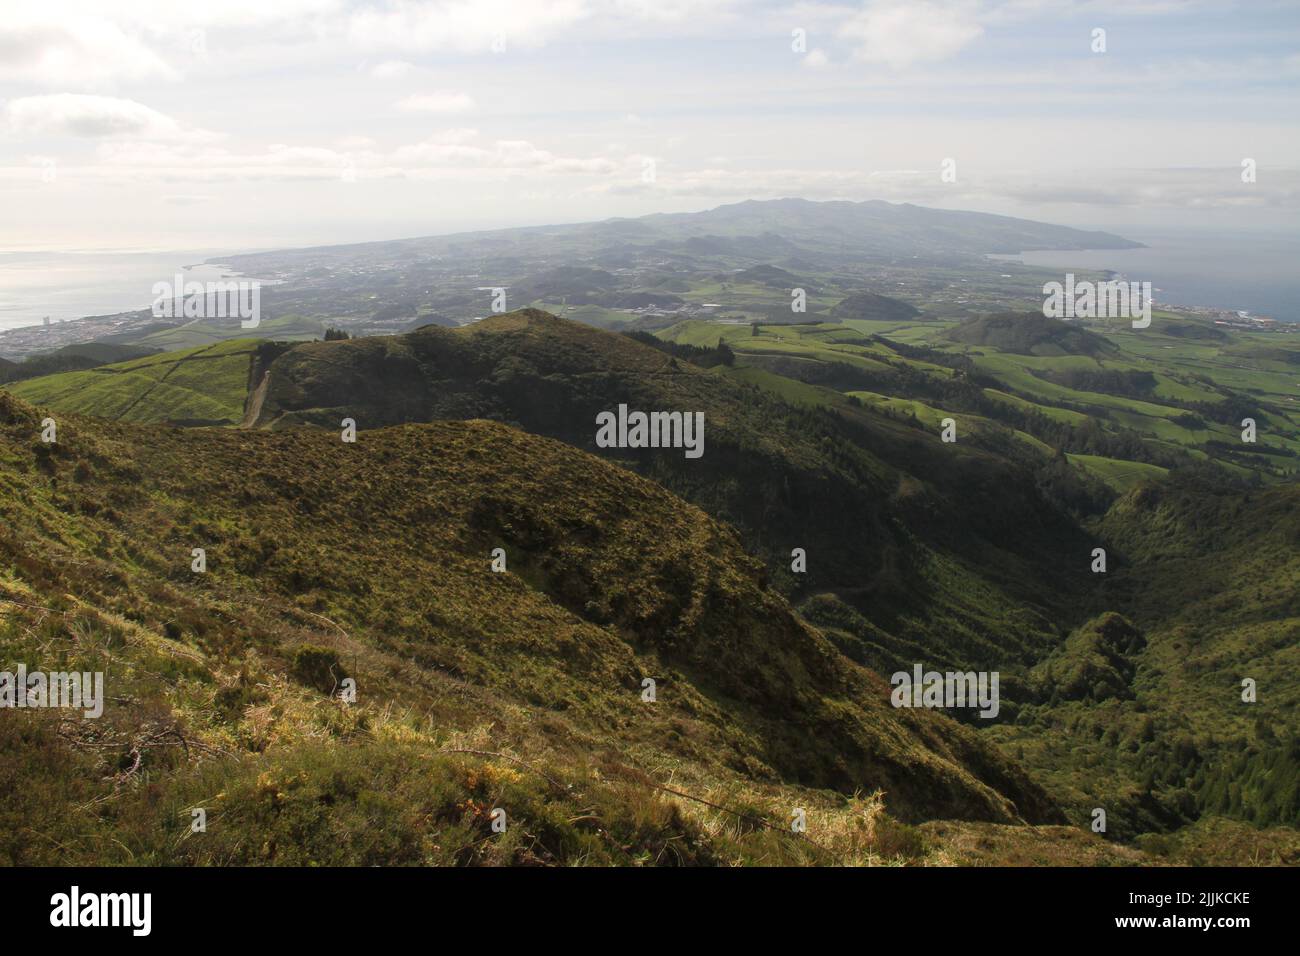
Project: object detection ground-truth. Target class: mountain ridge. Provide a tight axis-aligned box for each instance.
[207,197,1140,274]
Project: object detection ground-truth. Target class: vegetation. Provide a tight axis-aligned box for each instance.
[0,343,162,384]
[0,383,1075,866]
[5,339,257,425]
[2,299,1296,866]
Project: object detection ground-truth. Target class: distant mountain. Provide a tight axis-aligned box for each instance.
[210,198,1140,281]
[637,198,1143,257]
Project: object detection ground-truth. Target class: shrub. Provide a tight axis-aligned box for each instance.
[291,644,347,694]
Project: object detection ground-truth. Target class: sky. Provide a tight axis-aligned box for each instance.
[1,0,1297,252]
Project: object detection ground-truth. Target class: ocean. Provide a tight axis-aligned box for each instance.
[1000,230,1300,323]
[0,250,246,331]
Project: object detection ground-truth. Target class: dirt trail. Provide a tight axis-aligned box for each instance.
[241,368,270,428]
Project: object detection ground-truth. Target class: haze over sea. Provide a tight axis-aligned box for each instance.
[1003,229,1300,323]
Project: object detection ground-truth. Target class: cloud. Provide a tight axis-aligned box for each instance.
[369,60,415,79]
[990,167,1300,210]
[342,0,753,54]
[387,133,617,174]
[395,91,477,114]
[347,0,591,54]
[0,12,178,88]
[26,127,620,183]
[428,127,481,144]
[335,135,377,149]
[3,94,208,140]
[839,1,984,69]
[802,48,830,70]
[593,162,1300,211]
[161,194,216,205]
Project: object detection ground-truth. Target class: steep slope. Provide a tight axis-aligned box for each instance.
[0,389,1066,868]
[248,310,1101,674]
[1097,476,1300,740]
[986,475,1300,840]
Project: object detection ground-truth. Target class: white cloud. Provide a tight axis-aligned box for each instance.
[429,128,481,144]
[387,133,617,175]
[595,161,1300,212]
[15,127,620,183]
[335,135,377,149]
[0,14,177,88]
[3,94,208,140]
[802,48,830,69]
[369,59,415,79]
[610,0,745,24]
[347,0,591,54]
[161,194,216,205]
[395,91,477,114]
[1,0,1296,248]
[839,1,984,69]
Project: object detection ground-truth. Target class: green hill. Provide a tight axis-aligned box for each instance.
[7,311,1104,681]
[946,312,1120,357]
[5,339,257,425]
[0,342,160,385]
[831,291,922,323]
[248,310,1101,676]
[0,389,1068,866]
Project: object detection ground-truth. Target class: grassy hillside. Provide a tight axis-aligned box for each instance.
[0,389,1080,866]
[945,312,1119,357]
[0,342,160,385]
[657,311,1300,484]
[5,308,1296,864]
[5,339,257,425]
